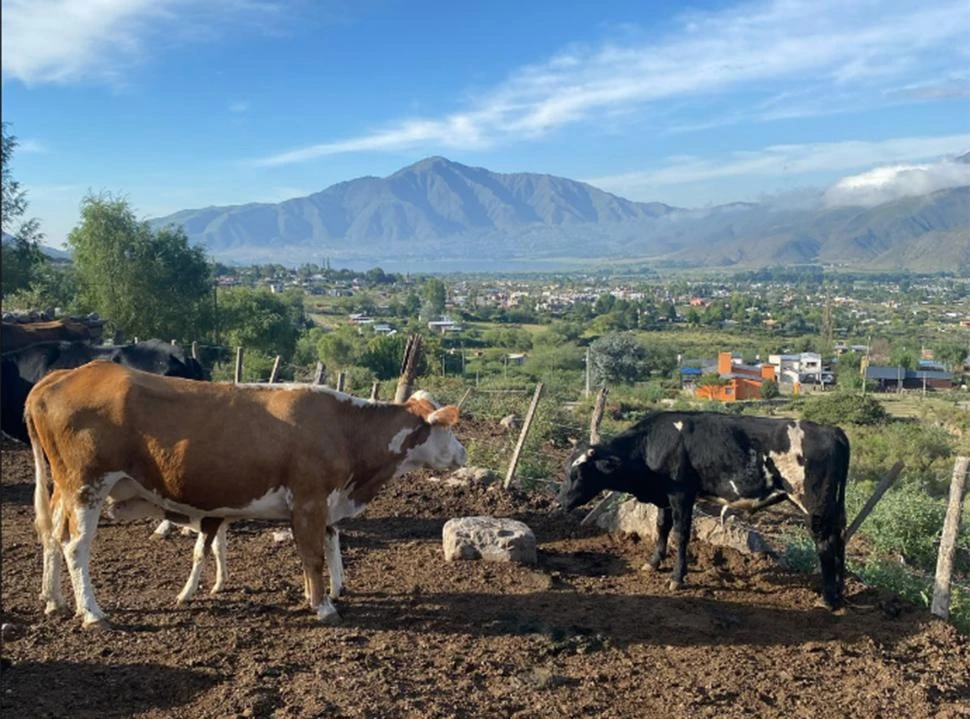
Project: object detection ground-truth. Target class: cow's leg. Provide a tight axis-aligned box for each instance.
[646,505,673,570]
[61,480,115,627]
[291,507,339,624]
[668,492,695,591]
[810,510,845,610]
[210,520,229,595]
[176,529,208,604]
[39,487,67,615]
[324,527,344,599]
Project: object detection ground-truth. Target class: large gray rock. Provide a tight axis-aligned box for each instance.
[596,497,771,556]
[443,517,537,564]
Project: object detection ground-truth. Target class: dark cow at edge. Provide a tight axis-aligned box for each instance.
[560,411,850,609]
[2,339,207,443]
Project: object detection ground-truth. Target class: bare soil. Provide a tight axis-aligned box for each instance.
[2,435,968,719]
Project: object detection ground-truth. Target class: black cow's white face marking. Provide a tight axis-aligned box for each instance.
[560,446,618,511]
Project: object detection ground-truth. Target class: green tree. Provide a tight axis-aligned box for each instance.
[589,332,648,385]
[760,378,780,399]
[360,334,409,380]
[218,286,300,359]
[421,278,447,318]
[68,194,212,341]
[1,122,46,297]
[317,325,364,369]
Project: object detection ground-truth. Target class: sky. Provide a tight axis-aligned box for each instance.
[2,0,969,245]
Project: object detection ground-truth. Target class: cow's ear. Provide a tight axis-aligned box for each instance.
[427,405,459,427]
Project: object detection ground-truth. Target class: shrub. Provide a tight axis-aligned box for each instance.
[800,392,888,426]
[847,481,969,572]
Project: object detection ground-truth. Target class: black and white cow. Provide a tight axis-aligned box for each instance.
[1,339,207,443]
[560,411,850,609]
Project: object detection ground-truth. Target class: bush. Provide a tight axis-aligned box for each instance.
[847,481,969,572]
[800,392,888,426]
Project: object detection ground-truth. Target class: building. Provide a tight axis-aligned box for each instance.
[694,352,776,402]
[864,366,953,392]
[767,352,832,386]
[427,317,463,334]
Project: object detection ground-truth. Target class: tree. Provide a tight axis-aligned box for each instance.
[421,278,447,319]
[360,334,409,380]
[760,379,780,399]
[218,286,300,359]
[589,332,648,385]
[1,122,46,297]
[68,194,211,341]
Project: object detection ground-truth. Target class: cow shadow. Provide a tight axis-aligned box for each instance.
[0,660,221,718]
[0,480,32,506]
[338,585,924,649]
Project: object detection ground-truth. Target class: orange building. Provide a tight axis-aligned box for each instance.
[695,352,776,402]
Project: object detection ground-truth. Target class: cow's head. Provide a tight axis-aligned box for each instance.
[400,393,467,472]
[559,443,621,511]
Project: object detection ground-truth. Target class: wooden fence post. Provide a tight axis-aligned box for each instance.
[313,362,325,385]
[191,341,199,361]
[581,387,616,526]
[370,381,381,402]
[589,386,609,444]
[394,334,423,403]
[336,371,346,393]
[503,382,544,489]
[233,346,244,384]
[844,461,904,544]
[269,355,281,384]
[931,456,969,620]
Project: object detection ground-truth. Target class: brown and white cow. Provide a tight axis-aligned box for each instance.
[26,360,466,627]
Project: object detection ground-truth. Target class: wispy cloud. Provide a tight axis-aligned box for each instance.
[16,138,50,154]
[254,0,970,166]
[586,134,970,198]
[1,0,291,86]
[228,100,250,113]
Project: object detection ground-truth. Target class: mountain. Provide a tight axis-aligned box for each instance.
[150,156,970,272]
[1,232,72,261]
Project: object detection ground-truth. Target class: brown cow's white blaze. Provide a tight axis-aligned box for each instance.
[26,361,465,626]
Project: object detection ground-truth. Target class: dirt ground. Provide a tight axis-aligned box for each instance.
[2,432,969,719]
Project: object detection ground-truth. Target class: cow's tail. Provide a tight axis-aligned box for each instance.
[25,405,53,541]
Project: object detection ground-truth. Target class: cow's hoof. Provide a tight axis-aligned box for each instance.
[43,601,68,616]
[82,617,111,631]
[668,579,685,591]
[814,597,846,614]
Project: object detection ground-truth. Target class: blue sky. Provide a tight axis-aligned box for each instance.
[2,0,969,244]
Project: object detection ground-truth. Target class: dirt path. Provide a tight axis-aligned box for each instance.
[2,439,968,719]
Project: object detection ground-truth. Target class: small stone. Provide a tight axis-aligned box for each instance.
[1,623,22,642]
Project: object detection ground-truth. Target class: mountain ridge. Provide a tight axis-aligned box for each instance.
[149,156,970,272]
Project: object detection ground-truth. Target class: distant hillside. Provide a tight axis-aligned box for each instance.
[150,156,970,272]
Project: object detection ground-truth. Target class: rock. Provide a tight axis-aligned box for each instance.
[271,529,294,543]
[499,414,520,431]
[1,623,22,642]
[596,497,770,556]
[443,517,537,564]
[427,466,498,489]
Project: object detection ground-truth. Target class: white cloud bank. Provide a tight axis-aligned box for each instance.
[824,158,970,207]
[586,134,970,199]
